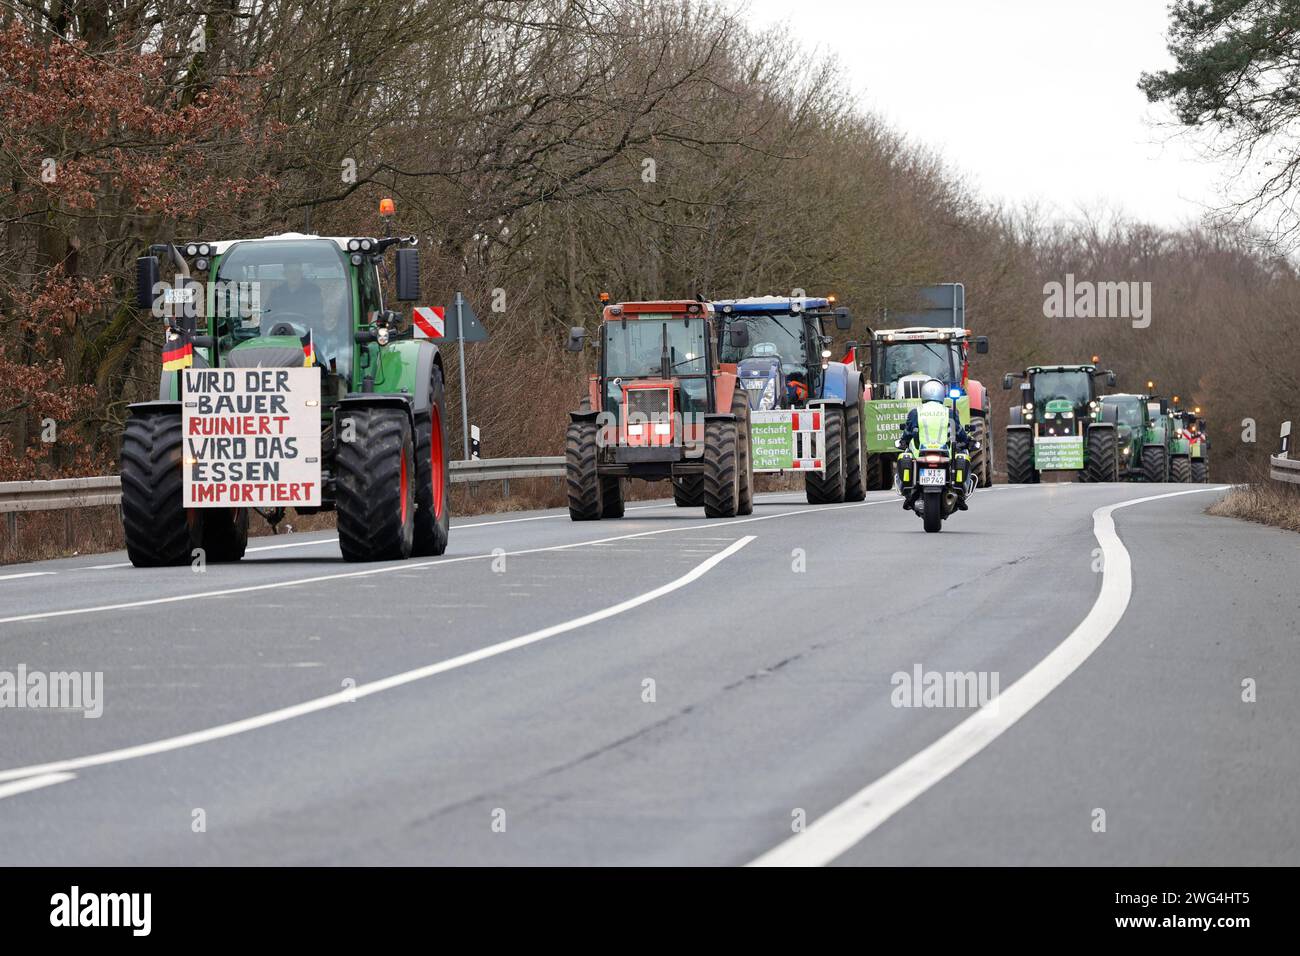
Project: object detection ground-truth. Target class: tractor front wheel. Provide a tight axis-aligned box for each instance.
[865,452,893,491]
[120,410,197,567]
[336,406,416,561]
[673,475,704,507]
[805,406,846,504]
[1170,455,1192,483]
[733,392,755,515]
[1141,445,1168,483]
[1191,460,1209,483]
[969,417,990,487]
[565,419,603,520]
[600,476,625,518]
[1085,427,1119,483]
[702,417,740,518]
[1005,429,1035,484]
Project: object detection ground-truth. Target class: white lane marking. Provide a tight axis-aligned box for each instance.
[0,572,55,581]
[59,497,741,571]
[749,485,1230,867]
[0,772,76,801]
[0,538,756,783]
[0,499,891,626]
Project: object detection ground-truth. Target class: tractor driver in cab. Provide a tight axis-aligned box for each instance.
[267,262,324,319]
[896,378,976,512]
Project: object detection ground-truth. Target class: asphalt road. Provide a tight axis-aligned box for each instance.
[0,480,1296,865]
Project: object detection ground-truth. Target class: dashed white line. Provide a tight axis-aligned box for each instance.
[0,571,56,581]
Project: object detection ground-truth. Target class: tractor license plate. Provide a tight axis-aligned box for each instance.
[919,468,946,486]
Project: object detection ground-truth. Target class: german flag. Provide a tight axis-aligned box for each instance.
[162,338,193,371]
[301,328,315,368]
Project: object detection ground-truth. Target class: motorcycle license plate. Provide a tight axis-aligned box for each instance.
[919,468,946,486]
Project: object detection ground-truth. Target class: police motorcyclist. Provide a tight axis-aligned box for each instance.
[896,378,977,511]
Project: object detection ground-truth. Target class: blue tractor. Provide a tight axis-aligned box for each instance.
[711,295,864,503]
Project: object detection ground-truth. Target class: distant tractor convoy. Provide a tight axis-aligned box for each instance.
[119,250,1212,560]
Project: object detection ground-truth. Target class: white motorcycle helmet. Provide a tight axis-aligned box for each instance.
[920,378,947,403]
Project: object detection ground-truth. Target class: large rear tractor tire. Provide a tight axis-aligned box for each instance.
[673,475,704,507]
[1170,455,1192,483]
[1005,429,1035,484]
[1085,427,1119,483]
[1141,445,1168,483]
[1191,460,1209,483]
[335,406,416,561]
[922,493,943,533]
[843,402,867,501]
[120,411,198,567]
[565,419,602,521]
[805,406,846,504]
[702,417,740,518]
[413,366,451,556]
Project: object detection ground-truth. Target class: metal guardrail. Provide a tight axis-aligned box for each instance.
[1271,421,1298,485]
[0,458,566,516]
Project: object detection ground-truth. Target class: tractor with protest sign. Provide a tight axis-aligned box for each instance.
[860,284,991,490]
[119,199,451,565]
[713,295,863,503]
[1002,363,1119,483]
[563,298,753,519]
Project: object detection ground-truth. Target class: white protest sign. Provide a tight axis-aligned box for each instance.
[182,368,321,507]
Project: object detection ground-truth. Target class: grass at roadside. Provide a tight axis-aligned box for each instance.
[1208,480,1300,533]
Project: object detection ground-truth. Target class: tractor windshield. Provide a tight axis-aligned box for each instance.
[880,342,959,389]
[720,314,807,371]
[1103,396,1143,428]
[215,239,353,363]
[603,316,708,378]
[1032,371,1091,412]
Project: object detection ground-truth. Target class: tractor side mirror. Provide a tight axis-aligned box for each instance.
[975,336,989,354]
[394,248,420,301]
[565,326,587,352]
[834,307,852,331]
[728,326,750,349]
[136,256,160,312]
[1107,370,1117,387]
[1002,373,1014,390]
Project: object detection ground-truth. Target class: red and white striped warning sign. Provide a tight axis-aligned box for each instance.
[412,305,444,339]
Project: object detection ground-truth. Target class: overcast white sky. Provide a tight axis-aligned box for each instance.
[742,0,1229,228]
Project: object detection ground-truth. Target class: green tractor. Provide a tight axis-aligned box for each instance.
[1183,407,1210,482]
[1099,392,1182,481]
[120,201,451,565]
[1002,364,1119,483]
[860,299,991,491]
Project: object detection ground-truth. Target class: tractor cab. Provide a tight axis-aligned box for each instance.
[713,296,851,410]
[593,300,716,446]
[1004,364,1115,437]
[868,327,987,403]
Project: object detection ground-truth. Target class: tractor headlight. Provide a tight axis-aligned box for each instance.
[347,239,361,252]
[197,243,211,257]
[185,243,199,257]
[627,423,645,437]
[360,238,374,252]
[194,257,209,272]
[653,422,671,436]
[377,327,389,346]
[350,253,363,266]
[1043,412,1056,420]
[1062,410,1074,419]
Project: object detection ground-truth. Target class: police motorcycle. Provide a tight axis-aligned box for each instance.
[895,379,979,533]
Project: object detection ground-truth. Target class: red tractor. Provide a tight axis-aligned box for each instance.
[564,299,753,520]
